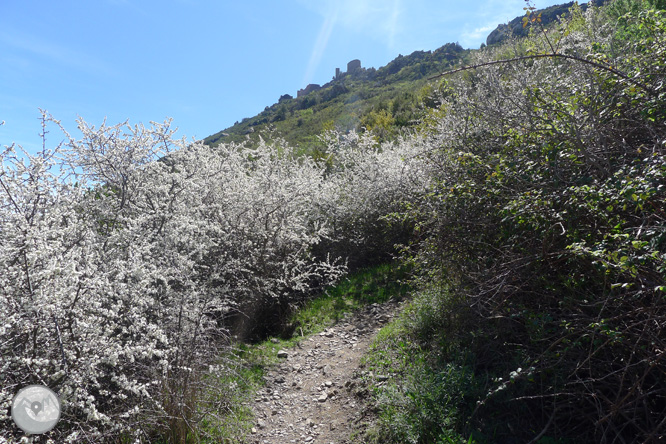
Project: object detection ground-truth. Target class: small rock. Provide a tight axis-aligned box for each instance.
[318,393,328,402]
[325,380,333,387]
[251,427,257,434]
[277,350,288,358]
[270,338,279,344]
[355,388,368,398]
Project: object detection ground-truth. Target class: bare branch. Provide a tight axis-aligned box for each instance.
[429,53,657,97]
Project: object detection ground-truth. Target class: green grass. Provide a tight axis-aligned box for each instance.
[359,288,479,444]
[291,262,412,337]
[194,359,264,443]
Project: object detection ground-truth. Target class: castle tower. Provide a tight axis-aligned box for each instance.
[347,59,361,72]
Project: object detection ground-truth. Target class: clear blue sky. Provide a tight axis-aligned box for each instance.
[1,0,567,154]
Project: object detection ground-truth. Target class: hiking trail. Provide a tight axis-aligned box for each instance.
[248,300,403,444]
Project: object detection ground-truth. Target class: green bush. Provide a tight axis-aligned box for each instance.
[363,293,478,444]
[396,3,666,442]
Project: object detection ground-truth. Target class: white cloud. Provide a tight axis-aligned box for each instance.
[0,28,115,76]
[296,0,405,50]
[459,24,497,48]
[295,0,550,55]
[457,0,530,47]
[302,11,338,86]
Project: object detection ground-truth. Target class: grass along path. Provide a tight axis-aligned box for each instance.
[198,263,411,443]
[248,299,404,443]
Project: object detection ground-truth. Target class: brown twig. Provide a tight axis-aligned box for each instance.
[428,53,657,97]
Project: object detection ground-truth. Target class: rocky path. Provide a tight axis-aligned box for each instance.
[248,300,402,444]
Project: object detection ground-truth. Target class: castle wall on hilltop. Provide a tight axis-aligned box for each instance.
[298,59,363,97]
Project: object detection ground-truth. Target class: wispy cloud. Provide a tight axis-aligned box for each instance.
[297,0,406,50]
[296,0,548,75]
[459,0,527,47]
[0,28,115,76]
[459,24,497,48]
[302,10,338,86]
[387,0,403,50]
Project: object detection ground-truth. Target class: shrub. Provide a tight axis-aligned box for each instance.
[399,3,666,442]
[0,117,347,441]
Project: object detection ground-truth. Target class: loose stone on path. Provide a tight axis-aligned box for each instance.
[249,300,402,444]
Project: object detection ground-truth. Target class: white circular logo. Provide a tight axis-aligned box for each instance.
[11,385,61,434]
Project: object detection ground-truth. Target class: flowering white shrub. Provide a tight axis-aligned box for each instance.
[316,130,432,267]
[0,113,430,441]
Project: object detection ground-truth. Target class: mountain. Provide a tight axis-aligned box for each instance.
[203,42,468,154]
[203,1,600,153]
[486,0,609,45]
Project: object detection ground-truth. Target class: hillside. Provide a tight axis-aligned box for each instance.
[1,1,664,443]
[203,42,468,153]
[203,0,606,154]
[485,0,610,45]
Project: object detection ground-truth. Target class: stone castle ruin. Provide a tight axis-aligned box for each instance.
[346,59,361,72]
[297,83,322,98]
[297,59,362,97]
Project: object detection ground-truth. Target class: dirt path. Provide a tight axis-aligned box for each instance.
[248,300,402,444]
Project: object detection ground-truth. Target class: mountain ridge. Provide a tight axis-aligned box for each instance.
[203,1,599,152]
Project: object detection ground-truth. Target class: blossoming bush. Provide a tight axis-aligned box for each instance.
[315,130,432,269]
[0,111,429,441]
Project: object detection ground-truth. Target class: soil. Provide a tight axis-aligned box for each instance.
[247,300,403,444]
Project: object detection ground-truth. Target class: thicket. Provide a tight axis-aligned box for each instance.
[0,113,428,441]
[2,1,664,442]
[368,1,666,442]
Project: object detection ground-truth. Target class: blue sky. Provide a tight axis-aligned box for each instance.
[1,0,566,154]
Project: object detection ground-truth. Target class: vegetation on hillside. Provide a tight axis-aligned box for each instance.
[1,1,665,443]
[203,42,468,154]
[363,1,666,442]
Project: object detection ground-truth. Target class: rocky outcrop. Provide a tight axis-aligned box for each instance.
[486,0,608,46]
[297,84,322,98]
[279,94,293,103]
